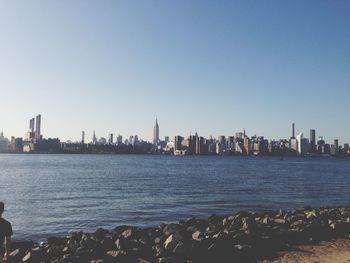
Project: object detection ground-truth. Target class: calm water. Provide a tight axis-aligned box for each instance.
[0,154,349,241]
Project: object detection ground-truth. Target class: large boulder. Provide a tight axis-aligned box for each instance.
[164,232,182,251]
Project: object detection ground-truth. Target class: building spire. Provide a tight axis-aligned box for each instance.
[153,117,159,146]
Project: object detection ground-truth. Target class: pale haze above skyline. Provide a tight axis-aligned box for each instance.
[0,1,349,143]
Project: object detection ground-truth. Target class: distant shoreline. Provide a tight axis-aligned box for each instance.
[1,151,348,159]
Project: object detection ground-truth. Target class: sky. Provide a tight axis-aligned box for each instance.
[0,1,349,144]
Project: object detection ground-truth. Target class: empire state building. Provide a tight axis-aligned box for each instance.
[153,118,159,146]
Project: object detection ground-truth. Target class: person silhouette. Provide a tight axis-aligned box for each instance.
[0,202,12,263]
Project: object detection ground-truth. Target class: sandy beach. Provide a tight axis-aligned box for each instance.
[260,238,350,263]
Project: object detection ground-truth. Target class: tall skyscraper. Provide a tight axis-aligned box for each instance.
[153,118,159,146]
[35,114,41,140]
[82,131,85,144]
[291,122,295,139]
[108,133,114,144]
[117,134,123,145]
[296,132,309,155]
[92,131,97,144]
[29,118,35,133]
[310,129,316,152]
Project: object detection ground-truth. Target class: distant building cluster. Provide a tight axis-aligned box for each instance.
[172,123,349,157]
[0,117,349,157]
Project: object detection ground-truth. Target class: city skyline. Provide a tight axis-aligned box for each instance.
[0,114,348,147]
[0,1,349,143]
[1,114,348,157]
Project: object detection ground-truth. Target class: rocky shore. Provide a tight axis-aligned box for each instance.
[9,207,350,263]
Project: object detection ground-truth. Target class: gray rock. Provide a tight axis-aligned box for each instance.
[164,232,182,251]
[158,257,175,263]
[22,251,41,263]
[9,248,23,261]
[274,218,286,225]
[163,224,181,238]
[192,230,204,241]
[172,241,186,255]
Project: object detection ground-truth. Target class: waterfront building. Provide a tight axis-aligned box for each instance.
[108,133,114,144]
[310,129,316,152]
[131,135,139,146]
[216,142,224,155]
[243,137,251,155]
[10,137,23,152]
[235,138,244,154]
[331,139,339,156]
[289,138,298,154]
[24,131,35,141]
[31,138,60,153]
[317,137,325,153]
[29,118,35,133]
[189,135,197,155]
[82,131,85,144]
[99,137,107,145]
[181,138,189,147]
[218,136,226,145]
[291,122,295,139]
[227,136,235,153]
[323,144,331,154]
[92,131,97,144]
[117,134,123,145]
[334,139,339,149]
[164,136,169,143]
[35,114,42,140]
[250,136,268,155]
[235,132,243,139]
[174,136,183,152]
[153,118,159,146]
[0,131,9,152]
[296,133,308,155]
[195,135,205,154]
[208,140,216,154]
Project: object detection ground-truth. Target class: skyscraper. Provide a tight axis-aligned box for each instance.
[35,114,41,140]
[82,131,85,144]
[117,134,123,145]
[29,118,35,133]
[92,131,97,144]
[334,139,339,149]
[153,118,159,146]
[174,136,183,152]
[108,133,114,144]
[310,129,316,152]
[296,132,309,155]
[291,122,295,139]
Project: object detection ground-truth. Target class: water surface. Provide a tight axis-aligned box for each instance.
[0,154,349,241]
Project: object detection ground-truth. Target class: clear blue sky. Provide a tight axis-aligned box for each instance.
[0,1,349,144]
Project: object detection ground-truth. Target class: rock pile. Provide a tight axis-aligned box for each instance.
[9,207,350,263]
